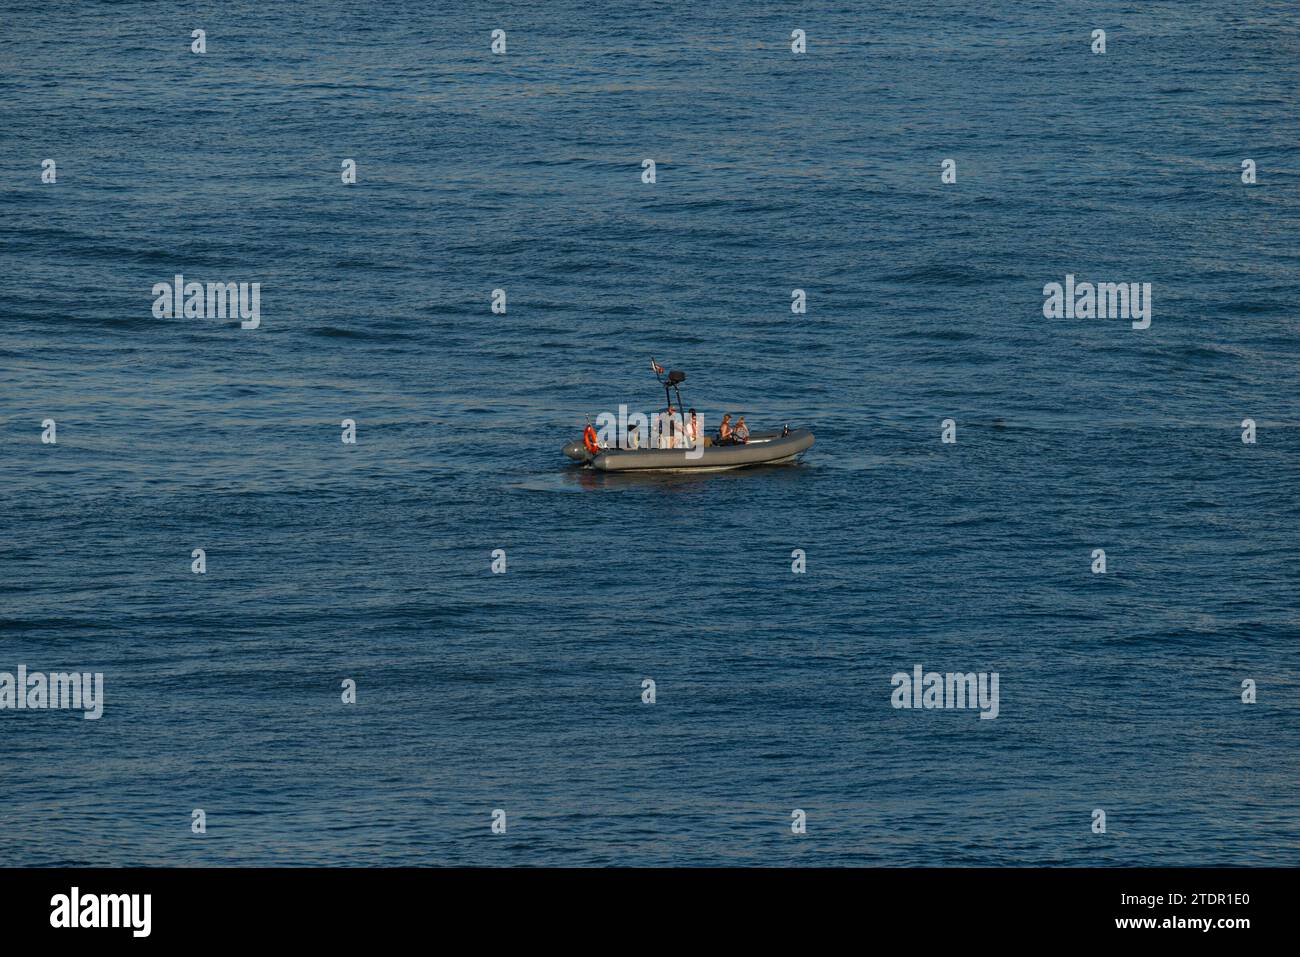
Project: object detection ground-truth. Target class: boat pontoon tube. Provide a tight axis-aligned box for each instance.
[563,429,814,472]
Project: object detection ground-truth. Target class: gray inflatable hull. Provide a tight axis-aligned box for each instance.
[564,429,814,472]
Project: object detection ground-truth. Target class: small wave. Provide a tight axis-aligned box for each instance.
[308,326,414,342]
[879,263,1025,286]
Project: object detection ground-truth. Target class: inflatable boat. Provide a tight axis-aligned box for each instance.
[562,359,815,472]
[564,427,814,472]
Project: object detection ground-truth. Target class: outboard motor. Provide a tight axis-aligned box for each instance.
[565,417,601,462]
[563,438,591,462]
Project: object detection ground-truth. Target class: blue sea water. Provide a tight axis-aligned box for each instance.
[1,1,1297,866]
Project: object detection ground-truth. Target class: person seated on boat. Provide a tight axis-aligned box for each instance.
[733,417,750,444]
[626,423,641,450]
[716,413,734,445]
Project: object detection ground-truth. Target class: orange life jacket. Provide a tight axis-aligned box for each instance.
[583,425,600,454]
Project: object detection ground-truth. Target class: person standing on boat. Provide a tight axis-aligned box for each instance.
[660,405,684,448]
[684,408,700,448]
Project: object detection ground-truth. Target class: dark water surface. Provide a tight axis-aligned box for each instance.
[1,1,1297,865]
